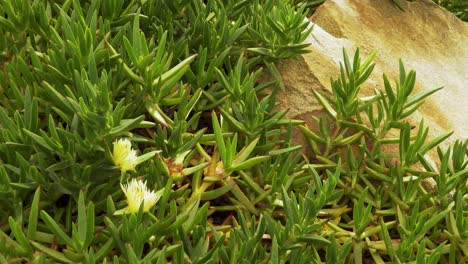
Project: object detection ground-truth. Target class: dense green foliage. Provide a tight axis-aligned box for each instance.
[434,0,468,21]
[0,0,466,263]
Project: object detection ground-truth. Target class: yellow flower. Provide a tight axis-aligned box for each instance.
[114,179,159,215]
[112,138,137,171]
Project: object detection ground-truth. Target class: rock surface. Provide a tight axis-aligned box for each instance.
[271,0,468,156]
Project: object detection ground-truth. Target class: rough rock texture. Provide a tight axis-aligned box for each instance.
[271,0,468,156]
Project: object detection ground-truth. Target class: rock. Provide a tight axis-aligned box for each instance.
[269,0,468,160]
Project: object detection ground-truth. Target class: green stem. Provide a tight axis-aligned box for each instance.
[354,240,363,264]
[148,212,158,222]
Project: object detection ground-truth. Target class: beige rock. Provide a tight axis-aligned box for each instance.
[270,0,468,158]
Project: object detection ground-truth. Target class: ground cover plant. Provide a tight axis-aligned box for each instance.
[0,0,467,263]
[433,0,468,21]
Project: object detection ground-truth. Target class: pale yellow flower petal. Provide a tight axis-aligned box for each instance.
[112,138,138,171]
[114,179,158,215]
